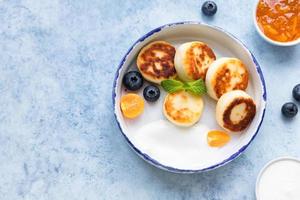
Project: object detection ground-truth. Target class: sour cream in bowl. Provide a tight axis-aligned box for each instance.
[256,157,300,200]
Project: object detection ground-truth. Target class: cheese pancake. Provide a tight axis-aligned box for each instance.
[137,41,176,84]
[163,91,204,127]
[206,57,249,100]
[216,90,256,132]
[174,41,216,81]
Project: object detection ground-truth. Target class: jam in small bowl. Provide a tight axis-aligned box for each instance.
[254,0,300,46]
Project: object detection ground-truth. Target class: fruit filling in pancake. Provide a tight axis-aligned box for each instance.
[137,41,176,84]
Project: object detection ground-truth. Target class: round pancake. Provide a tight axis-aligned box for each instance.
[174,41,216,81]
[216,90,256,132]
[163,91,204,127]
[206,57,249,100]
[137,41,176,84]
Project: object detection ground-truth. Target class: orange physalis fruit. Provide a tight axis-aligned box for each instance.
[120,93,144,119]
[207,130,231,147]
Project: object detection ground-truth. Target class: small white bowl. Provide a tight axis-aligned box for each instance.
[253,0,300,46]
[255,156,300,199]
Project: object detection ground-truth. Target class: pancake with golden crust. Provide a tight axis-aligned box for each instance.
[206,57,249,100]
[137,41,176,84]
[174,41,216,81]
[163,91,204,127]
[216,90,256,132]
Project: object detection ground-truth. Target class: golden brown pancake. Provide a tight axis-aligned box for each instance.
[174,41,216,81]
[137,41,176,84]
[206,57,249,100]
[216,90,256,132]
[163,91,204,127]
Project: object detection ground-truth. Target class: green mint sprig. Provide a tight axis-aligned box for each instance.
[161,79,207,96]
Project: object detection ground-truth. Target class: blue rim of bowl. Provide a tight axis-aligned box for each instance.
[112,21,267,173]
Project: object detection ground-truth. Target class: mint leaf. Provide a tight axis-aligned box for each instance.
[161,79,206,96]
[161,79,184,93]
[184,79,207,95]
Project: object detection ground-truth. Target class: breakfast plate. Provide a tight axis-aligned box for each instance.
[112,22,267,173]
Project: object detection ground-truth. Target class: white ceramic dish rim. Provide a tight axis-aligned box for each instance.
[112,21,267,173]
[255,156,300,199]
[253,0,300,46]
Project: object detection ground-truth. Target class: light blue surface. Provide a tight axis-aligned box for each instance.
[0,0,299,199]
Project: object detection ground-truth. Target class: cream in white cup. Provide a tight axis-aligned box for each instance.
[256,157,300,200]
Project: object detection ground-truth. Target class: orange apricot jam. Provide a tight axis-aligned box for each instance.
[120,93,144,119]
[207,130,231,147]
[256,0,300,42]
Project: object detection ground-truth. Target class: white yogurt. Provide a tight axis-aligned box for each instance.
[257,158,300,200]
[131,120,222,169]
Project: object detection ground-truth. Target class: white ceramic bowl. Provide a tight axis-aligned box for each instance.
[256,157,300,199]
[253,0,300,46]
[113,22,267,173]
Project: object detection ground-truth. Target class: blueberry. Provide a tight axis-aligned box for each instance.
[202,1,217,16]
[143,85,160,102]
[281,102,298,118]
[122,71,143,91]
[293,84,300,101]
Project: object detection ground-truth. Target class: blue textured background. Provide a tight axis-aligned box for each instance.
[0,0,299,199]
